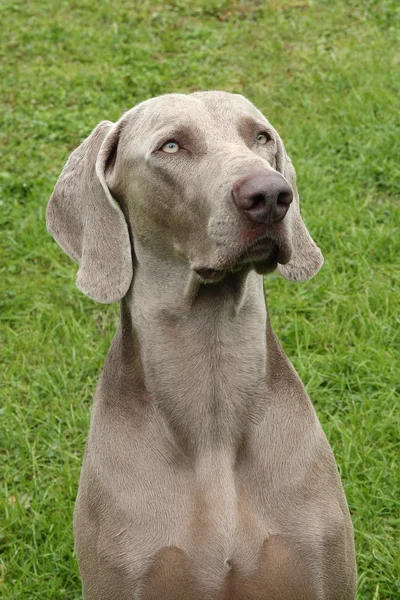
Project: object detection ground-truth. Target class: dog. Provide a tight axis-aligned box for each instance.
[47,91,357,599]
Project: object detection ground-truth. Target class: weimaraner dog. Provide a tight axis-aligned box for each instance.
[47,91,357,599]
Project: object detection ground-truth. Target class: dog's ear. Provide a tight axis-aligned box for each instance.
[47,120,133,303]
[275,138,324,282]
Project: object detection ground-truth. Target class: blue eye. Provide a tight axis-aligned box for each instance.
[257,133,269,145]
[161,141,180,153]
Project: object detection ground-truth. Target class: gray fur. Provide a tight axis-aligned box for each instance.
[47,91,356,599]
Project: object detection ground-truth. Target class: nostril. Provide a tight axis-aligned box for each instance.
[277,189,293,207]
[249,193,266,210]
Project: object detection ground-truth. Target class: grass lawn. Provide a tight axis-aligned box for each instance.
[1,0,399,598]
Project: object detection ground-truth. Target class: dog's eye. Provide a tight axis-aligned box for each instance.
[256,133,270,145]
[161,141,180,153]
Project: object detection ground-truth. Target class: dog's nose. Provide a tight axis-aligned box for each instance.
[232,169,293,225]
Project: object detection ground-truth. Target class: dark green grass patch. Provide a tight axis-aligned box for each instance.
[1,1,399,598]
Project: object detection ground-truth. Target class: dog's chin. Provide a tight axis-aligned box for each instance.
[194,238,291,283]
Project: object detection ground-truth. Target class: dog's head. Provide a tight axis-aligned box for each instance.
[47,92,323,302]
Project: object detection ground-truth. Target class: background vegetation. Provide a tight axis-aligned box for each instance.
[1,0,399,598]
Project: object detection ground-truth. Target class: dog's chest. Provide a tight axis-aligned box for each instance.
[92,458,343,600]
[76,396,355,599]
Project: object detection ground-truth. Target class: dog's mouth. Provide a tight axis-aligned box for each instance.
[194,235,291,283]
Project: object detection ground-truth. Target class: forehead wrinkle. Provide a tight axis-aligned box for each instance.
[140,93,252,140]
[137,94,206,128]
[195,92,261,122]
[152,121,202,138]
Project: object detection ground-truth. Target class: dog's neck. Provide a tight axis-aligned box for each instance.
[119,253,270,457]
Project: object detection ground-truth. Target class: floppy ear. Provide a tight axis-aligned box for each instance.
[47,120,133,303]
[275,139,324,282]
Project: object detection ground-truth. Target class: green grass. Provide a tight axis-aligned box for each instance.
[1,0,399,598]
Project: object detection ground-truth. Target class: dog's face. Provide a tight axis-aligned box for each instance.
[47,92,323,302]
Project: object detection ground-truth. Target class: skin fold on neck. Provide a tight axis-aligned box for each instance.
[120,250,270,459]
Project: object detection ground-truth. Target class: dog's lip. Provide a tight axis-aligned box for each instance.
[194,234,291,282]
[236,235,278,263]
[194,267,225,281]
